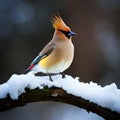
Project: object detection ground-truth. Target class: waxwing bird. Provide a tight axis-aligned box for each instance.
[23,14,76,80]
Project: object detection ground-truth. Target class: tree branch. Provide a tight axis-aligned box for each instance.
[0,87,120,120]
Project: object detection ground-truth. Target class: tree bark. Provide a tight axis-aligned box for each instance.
[0,87,120,120]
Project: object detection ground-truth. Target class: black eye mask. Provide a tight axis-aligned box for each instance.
[59,30,71,39]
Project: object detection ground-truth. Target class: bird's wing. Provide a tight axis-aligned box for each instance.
[23,44,56,74]
[30,46,55,65]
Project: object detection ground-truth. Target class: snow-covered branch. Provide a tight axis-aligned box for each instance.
[0,73,120,120]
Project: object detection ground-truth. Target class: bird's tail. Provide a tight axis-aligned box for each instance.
[21,64,35,74]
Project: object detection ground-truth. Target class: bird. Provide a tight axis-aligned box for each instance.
[23,14,76,81]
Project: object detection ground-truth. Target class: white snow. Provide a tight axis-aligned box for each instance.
[0,73,120,114]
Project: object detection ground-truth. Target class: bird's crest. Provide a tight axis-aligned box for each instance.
[52,14,70,31]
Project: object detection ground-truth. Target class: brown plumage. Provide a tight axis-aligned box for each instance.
[24,14,76,78]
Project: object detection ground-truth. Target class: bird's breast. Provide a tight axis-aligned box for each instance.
[38,40,74,73]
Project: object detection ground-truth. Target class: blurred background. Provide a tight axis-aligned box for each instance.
[0,0,120,120]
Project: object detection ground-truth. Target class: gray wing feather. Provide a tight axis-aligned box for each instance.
[30,47,55,65]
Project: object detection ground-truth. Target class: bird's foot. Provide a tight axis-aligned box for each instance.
[48,74,53,82]
[60,72,66,79]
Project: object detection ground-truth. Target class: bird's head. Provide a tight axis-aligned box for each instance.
[52,14,76,40]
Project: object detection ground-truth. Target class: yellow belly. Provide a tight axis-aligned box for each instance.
[38,40,74,73]
[39,60,71,73]
[39,56,72,73]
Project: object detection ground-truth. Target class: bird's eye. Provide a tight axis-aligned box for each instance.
[59,30,70,39]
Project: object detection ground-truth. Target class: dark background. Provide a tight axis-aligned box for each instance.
[0,0,120,87]
[0,0,120,120]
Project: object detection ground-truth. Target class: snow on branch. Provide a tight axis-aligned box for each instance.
[0,73,120,120]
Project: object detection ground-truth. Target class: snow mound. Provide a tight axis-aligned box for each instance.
[0,73,120,113]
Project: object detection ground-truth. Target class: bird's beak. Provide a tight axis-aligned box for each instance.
[68,31,77,36]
